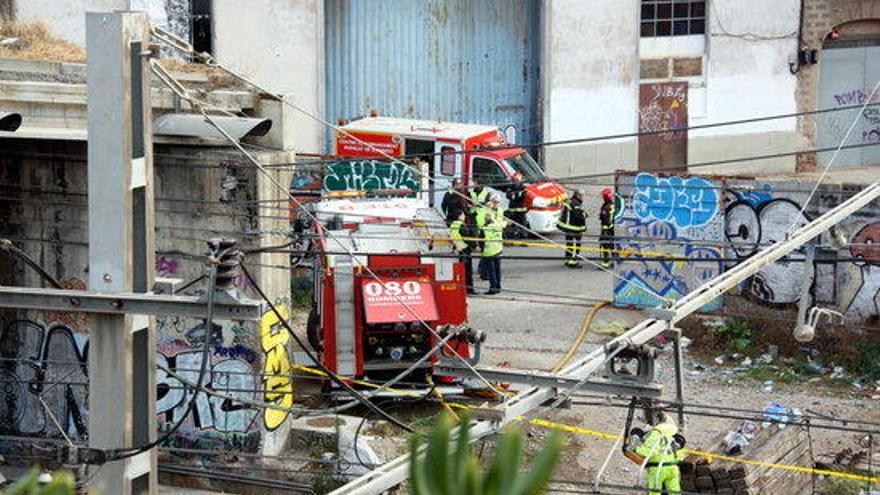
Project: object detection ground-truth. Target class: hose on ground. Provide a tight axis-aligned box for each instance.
[550,301,610,373]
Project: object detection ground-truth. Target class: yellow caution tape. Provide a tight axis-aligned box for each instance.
[525,418,623,441]
[677,450,879,483]
[457,236,669,258]
[289,363,879,484]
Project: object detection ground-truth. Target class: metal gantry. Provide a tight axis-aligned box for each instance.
[328,181,880,495]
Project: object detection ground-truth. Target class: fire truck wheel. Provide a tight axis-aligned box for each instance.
[307,307,323,352]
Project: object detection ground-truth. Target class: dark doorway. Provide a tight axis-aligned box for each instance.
[191,0,213,55]
[405,139,435,204]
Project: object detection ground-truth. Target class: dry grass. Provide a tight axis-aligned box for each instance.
[0,20,85,63]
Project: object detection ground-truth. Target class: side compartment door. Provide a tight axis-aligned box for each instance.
[433,142,462,210]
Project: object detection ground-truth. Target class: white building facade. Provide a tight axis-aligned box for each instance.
[13,0,876,177]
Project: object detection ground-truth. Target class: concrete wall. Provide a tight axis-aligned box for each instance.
[542,0,639,179]
[541,0,801,178]
[213,0,324,153]
[13,0,322,151]
[688,0,801,176]
[0,140,294,456]
[612,171,880,324]
[14,1,184,45]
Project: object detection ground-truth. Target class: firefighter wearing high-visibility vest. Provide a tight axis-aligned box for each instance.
[632,414,686,495]
[557,190,587,268]
[469,183,491,228]
[599,188,616,268]
[482,195,506,295]
[449,211,475,294]
[470,183,491,280]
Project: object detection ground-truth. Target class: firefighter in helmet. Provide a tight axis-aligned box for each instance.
[449,210,475,294]
[624,407,687,495]
[556,189,587,268]
[599,188,616,268]
[505,173,528,239]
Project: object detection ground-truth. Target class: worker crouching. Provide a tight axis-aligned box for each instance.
[625,412,687,495]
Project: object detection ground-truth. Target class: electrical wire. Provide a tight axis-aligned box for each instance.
[239,263,414,432]
[0,239,64,289]
[157,462,314,493]
[568,399,880,434]
[103,259,219,461]
[786,79,880,235]
[148,61,507,398]
[148,31,672,305]
[548,480,705,495]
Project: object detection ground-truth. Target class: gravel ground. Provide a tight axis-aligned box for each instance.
[465,245,879,487]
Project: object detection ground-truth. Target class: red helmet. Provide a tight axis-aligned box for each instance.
[601,188,614,201]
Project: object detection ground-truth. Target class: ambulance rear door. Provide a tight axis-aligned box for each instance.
[433,141,462,210]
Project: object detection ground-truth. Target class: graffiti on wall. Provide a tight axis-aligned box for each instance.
[156,318,260,439]
[613,173,724,310]
[842,222,880,321]
[821,82,880,167]
[0,312,268,453]
[615,173,880,323]
[724,195,814,306]
[323,160,420,194]
[632,173,719,228]
[638,82,688,171]
[0,320,88,440]
[259,306,293,431]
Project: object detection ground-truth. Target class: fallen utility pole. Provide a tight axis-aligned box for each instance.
[328,181,880,495]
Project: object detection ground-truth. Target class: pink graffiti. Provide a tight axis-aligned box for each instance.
[232,273,253,292]
[850,223,880,266]
[156,256,180,277]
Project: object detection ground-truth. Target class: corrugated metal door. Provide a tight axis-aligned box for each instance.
[817,40,880,168]
[325,0,541,150]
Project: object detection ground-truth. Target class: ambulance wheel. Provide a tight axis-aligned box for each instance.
[306,307,323,352]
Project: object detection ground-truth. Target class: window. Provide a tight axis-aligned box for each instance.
[440,147,456,176]
[472,158,508,186]
[504,153,546,182]
[641,0,705,37]
[191,0,213,55]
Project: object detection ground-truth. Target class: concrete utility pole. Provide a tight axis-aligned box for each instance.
[86,11,156,494]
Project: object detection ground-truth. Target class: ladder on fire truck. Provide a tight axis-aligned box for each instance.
[329,182,880,495]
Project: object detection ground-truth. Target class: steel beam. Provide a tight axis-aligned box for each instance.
[434,363,662,398]
[0,286,262,320]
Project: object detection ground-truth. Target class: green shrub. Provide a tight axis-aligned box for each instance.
[410,413,563,495]
[3,469,75,495]
[717,319,754,354]
[823,477,863,495]
[834,336,880,381]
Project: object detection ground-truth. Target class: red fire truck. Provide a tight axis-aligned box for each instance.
[335,117,567,233]
[305,197,483,383]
